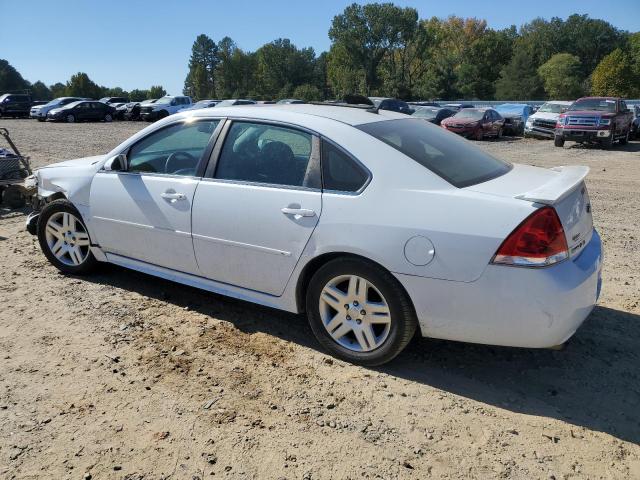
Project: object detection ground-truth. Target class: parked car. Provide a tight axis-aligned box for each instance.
[369,97,413,114]
[442,103,474,111]
[30,97,87,121]
[277,99,306,104]
[441,108,505,140]
[26,105,601,365]
[0,93,32,118]
[182,100,221,111]
[119,99,157,121]
[524,101,572,139]
[630,104,640,140]
[554,97,634,148]
[46,100,116,123]
[411,106,456,126]
[99,97,129,106]
[214,99,257,108]
[140,95,193,121]
[495,103,534,136]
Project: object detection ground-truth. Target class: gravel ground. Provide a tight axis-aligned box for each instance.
[0,118,639,480]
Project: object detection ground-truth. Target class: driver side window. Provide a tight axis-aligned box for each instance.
[127,120,219,176]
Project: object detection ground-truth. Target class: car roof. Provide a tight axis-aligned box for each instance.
[188,104,408,126]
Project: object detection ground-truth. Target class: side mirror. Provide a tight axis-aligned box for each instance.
[104,154,128,172]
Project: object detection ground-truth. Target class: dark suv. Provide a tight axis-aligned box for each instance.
[0,94,32,118]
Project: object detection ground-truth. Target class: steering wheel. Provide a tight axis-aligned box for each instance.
[164,151,197,175]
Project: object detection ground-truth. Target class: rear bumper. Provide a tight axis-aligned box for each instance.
[396,229,602,348]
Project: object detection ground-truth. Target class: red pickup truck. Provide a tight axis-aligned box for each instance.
[554,97,634,148]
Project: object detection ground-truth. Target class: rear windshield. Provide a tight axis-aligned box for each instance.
[356,119,512,188]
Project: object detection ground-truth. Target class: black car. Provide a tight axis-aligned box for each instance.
[369,97,413,114]
[47,100,116,123]
[409,101,441,107]
[0,94,32,118]
[411,106,456,125]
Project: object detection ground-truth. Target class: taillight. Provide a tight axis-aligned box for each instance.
[492,206,568,267]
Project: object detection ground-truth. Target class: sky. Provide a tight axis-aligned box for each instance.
[1,0,639,96]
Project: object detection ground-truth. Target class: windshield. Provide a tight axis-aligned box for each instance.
[538,103,566,113]
[215,100,237,107]
[569,98,616,112]
[453,109,485,120]
[154,97,174,105]
[61,101,82,109]
[45,99,64,106]
[357,119,512,188]
[412,108,438,119]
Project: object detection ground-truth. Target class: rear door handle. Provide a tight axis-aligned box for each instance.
[161,192,186,202]
[281,207,316,217]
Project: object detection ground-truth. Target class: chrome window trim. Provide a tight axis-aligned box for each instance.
[198,176,322,193]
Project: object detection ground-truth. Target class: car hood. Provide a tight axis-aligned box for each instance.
[442,118,478,126]
[565,110,608,116]
[528,111,560,121]
[39,155,106,170]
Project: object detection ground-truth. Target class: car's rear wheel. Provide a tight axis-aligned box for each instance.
[66,114,75,123]
[554,135,565,147]
[306,257,417,366]
[37,199,97,275]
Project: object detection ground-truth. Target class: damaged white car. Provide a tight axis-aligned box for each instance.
[26,105,603,365]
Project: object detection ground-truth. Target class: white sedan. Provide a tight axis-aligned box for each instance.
[26,105,602,365]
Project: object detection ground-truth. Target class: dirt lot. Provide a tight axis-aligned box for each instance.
[1,118,639,480]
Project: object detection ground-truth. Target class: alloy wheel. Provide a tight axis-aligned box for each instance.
[66,114,75,123]
[319,274,392,352]
[44,211,91,266]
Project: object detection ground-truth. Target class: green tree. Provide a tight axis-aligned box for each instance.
[328,3,421,95]
[292,84,322,102]
[255,39,316,99]
[183,34,218,99]
[128,89,149,102]
[591,48,635,97]
[0,59,29,92]
[30,81,52,100]
[538,53,584,99]
[49,82,66,98]
[495,48,544,99]
[103,86,129,98]
[148,85,166,99]
[65,72,103,99]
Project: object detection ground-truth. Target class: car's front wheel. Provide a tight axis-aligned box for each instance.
[66,114,75,123]
[104,113,113,122]
[554,135,565,147]
[37,199,97,275]
[306,257,417,366]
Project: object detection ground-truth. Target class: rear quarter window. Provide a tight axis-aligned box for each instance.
[356,118,512,188]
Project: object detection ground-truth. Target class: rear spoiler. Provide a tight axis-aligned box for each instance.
[515,166,589,205]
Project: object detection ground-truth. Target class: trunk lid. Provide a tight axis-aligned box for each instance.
[467,164,594,258]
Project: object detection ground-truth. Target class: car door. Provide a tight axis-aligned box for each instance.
[89,118,222,274]
[191,120,322,296]
[481,111,493,135]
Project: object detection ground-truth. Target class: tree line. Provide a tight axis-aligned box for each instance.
[182,5,640,101]
[2,3,639,102]
[0,60,166,101]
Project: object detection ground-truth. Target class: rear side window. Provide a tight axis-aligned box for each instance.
[357,118,512,188]
[322,141,368,192]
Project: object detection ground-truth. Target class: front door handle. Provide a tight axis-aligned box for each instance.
[281,207,316,217]
[161,192,186,203]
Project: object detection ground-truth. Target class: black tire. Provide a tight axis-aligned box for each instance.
[554,135,565,147]
[104,113,113,122]
[306,257,417,366]
[158,110,169,120]
[602,132,615,149]
[2,186,26,209]
[37,199,97,275]
[66,114,76,123]
[37,118,45,122]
